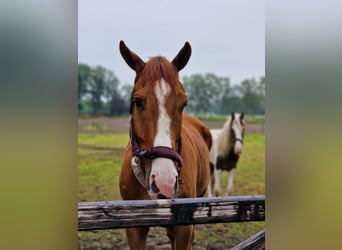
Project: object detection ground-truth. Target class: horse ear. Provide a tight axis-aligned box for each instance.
[231,112,235,119]
[172,42,192,72]
[119,41,145,72]
[240,112,244,119]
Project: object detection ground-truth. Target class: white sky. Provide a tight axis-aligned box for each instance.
[78,0,265,86]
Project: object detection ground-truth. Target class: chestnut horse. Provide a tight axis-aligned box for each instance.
[119,41,212,250]
[207,112,245,197]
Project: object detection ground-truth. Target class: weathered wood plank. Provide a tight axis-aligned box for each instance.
[231,229,265,250]
[78,196,265,231]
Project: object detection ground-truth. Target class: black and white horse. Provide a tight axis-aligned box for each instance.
[207,112,245,197]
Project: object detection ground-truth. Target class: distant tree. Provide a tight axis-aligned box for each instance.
[183,74,211,113]
[212,75,232,114]
[79,63,265,116]
[121,84,133,103]
[182,73,231,114]
[88,65,119,115]
[204,73,231,114]
[78,63,91,112]
[108,95,129,115]
[237,78,263,114]
[110,84,134,115]
[257,76,265,114]
[220,94,244,114]
[257,76,265,96]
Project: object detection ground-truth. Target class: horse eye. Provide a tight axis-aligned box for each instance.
[179,101,187,112]
[134,98,144,111]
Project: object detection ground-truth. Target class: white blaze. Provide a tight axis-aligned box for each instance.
[149,78,178,199]
[153,78,172,147]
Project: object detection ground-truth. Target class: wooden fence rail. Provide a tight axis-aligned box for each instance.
[78,195,265,231]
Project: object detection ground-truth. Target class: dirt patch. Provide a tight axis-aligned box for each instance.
[78,116,130,134]
[78,224,265,250]
[203,120,264,134]
[79,144,125,154]
[78,116,264,134]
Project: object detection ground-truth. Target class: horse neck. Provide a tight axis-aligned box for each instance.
[216,117,234,156]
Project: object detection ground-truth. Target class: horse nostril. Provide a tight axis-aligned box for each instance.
[151,180,160,193]
[157,194,167,199]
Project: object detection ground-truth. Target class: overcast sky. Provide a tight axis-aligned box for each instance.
[78,0,264,86]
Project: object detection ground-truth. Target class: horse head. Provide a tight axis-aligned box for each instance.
[119,41,191,199]
[231,112,245,155]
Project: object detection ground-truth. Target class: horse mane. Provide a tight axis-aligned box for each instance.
[137,56,182,93]
[216,115,233,156]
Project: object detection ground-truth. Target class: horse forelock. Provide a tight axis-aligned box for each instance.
[135,56,183,94]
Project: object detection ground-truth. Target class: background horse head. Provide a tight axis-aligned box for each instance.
[208,112,245,197]
[119,41,212,250]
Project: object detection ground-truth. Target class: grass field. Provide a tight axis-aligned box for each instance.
[78,118,265,249]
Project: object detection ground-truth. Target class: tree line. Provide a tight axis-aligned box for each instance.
[78,63,265,116]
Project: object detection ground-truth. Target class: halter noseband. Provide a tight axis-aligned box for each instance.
[233,138,244,144]
[129,118,183,172]
[231,126,244,145]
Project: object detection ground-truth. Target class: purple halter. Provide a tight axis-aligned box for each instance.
[129,118,183,175]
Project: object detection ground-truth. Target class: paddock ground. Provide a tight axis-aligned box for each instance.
[78,116,265,250]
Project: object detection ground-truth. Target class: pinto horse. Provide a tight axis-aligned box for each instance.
[119,41,212,250]
[207,112,245,197]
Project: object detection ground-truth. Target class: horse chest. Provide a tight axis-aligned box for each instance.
[216,149,239,171]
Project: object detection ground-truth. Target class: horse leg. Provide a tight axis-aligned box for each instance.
[125,227,149,250]
[207,178,212,197]
[167,227,176,249]
[207,175,215,197]
[214,168,221,197]
[168,225,194,250]
[226,168,236,196]
[207,165,215,197]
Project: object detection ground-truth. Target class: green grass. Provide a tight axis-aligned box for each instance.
[196,133,265,248]
[78,134,128,202]
[78,132,264,249]
[78,133,129,148]
[232,133,265,195]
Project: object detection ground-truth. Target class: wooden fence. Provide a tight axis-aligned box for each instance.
[78,195,265,249]
[78,195,265,229]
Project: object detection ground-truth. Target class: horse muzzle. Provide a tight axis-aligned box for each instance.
[234,138,243,155]
[148,158,178,199]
